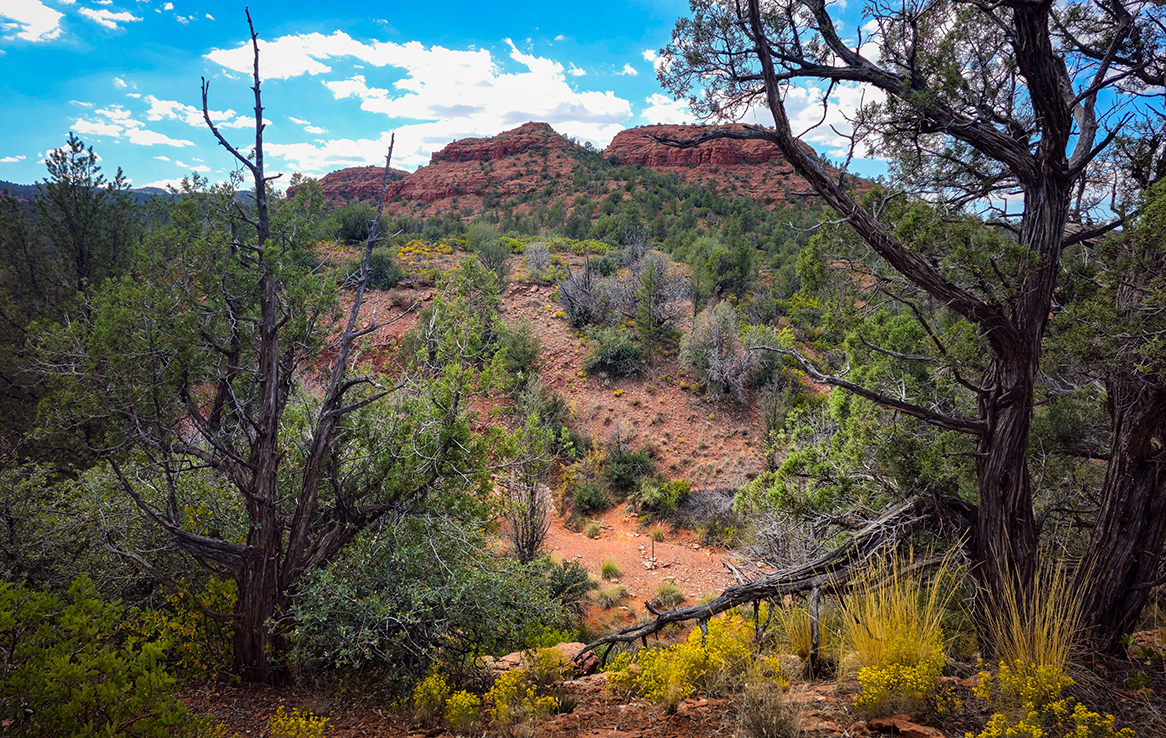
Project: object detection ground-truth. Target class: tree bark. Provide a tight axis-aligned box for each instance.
[1082,386,1166,648]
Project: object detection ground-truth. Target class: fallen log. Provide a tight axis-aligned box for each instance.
[573,498,930,666]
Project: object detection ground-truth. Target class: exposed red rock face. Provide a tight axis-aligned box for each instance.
[604,124,843,203]
[313,121,856,216]
[314,165,409,205]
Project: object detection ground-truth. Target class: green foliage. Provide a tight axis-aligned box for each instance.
[542,558,598,617]
[366,247,405,289]
[467,221,510,285]
[655,580,686,608]
[604,447,654,495]
[583,326,642,376]
[631,479,692,518]
[126,577,235,680]
[288,518,567,692]
[329,202,382,243]
[573,480,610,514]
[600,559,623,580]
[0,576,202,738]
[268,706,329,738]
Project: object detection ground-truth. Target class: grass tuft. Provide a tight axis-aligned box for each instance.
[601,559,622,580]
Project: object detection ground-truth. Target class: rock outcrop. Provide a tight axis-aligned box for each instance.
[313,121,857,216]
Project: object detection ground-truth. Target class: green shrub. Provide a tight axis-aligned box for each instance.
[583,327,642,376]
[544,559,598,616]
[605,448,654,495]
[631,479,691,518]
[289,520,567,692]
[0,576,202,738]
[367,247,405,289]
[656,581,686,608]
[597,584,629,609]
[601,559,622,580]
[573,480,609,514]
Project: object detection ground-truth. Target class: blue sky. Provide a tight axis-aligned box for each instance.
[0,0,882,189]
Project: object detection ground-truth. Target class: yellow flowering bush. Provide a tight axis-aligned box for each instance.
[412,669,451,725]
[853,640,945,717]
[966,661,1134,738]
[445,690,481,734]
[268,706,329,738]
[485,669,556,734]
[602,612,755,711]
[126,576,235,679]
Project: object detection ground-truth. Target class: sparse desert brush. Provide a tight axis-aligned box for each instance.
[601,559,622,579]
[656,580,686,608]
[737,665,801,738]
[529,647,573,687]
[982,557,1083,673]
[649,526,665,542]
[583,520,602,538]
[597,583,629,609]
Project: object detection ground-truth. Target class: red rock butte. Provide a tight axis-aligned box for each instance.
[315,121,860,216]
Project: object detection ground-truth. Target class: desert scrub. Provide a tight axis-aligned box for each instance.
[268,706,329,738]
[603,612,755,711]
[583,519,603,538]
[840,550,957,716]
[597,583,629,609]
[649,526,665,542]
[530,647,572,687]
[601,559,623,579]
[485,669,556,734]
[445,690,481,734]
[967,661,1133,738]
[738,667,800,738]
[656,580,686,608]
[0,576,205,738]
[983,558,1083,673]
[574,481,609,515]
[412,669,451,726]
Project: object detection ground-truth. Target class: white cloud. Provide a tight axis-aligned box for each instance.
[153,155,170,161]
[567,64,585,77]
[206,30,634,172]
[58,0,75,4]
[126,92,141,98]
[205,13,213,19]
[72,104,196,147]
[176,15,188,24]
[94,0,112,4]
[641,49,657,62]
[72,117,124,137]
[641,94,691,125]
[143,177,188,190]
[176,159,210,172]
[0,155,27,163]
[288,116,310,125]
[144,95,252,129]
[617,64,637,76]
[732,80,885,158]
[78,8,142,30]
[162,1,172,8]
[113,76,127,88]
[0,0,64,42]
[304,125,326,134]
[554,34,565,41]
[125,127,194,146]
